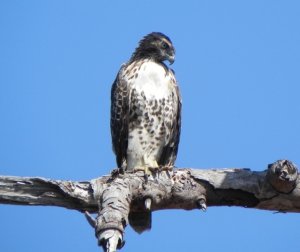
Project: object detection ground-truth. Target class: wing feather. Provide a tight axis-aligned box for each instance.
[110,65,129,169]
[159,77,182,167]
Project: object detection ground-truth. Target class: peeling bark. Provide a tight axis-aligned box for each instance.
[0,160,299,251]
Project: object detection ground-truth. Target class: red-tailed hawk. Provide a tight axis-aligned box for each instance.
[111,32,181,174]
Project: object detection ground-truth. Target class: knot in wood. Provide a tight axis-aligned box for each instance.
[266,160,298,193]
[172,170,197,191]
[172,170,206,209]
[140,179,169,206]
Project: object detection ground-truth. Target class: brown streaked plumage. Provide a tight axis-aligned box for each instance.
[110,32,181,172]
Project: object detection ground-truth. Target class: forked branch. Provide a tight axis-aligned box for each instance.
[0,160,299,251]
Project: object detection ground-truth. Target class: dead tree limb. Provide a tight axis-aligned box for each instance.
[0,160,299,251]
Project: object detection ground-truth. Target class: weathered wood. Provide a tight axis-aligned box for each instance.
[0,160,299,251]
[266,160,298,193]
[0,175,100,212]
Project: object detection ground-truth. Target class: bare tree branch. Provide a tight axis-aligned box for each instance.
[0,160,299,251]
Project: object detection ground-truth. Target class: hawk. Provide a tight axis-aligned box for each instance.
[111,32,181,174]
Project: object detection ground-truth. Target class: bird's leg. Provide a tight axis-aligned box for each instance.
[145,159,159,178]
[148,160,159,172]
[143,166,151,181]
[160,165,174,171]
[132,166,151,182]
[132,165,151,182]
[133,158,159,178]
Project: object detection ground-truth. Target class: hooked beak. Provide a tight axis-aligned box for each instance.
[168,54,175,65]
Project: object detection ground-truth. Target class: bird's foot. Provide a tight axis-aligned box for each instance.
[159,165,174,171]
[133,165,173,174]
[148,166,160,173]
[147,160,160,179]
[133,164,159,181]
[133,166,151,177]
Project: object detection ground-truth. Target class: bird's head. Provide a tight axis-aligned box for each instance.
[131,32,175,65]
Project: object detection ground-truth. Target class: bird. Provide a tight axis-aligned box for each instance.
[110,32,181,174]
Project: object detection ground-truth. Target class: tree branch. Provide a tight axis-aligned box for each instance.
[0,160,299,251]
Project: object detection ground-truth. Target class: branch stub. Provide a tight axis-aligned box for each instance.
[266,160,298,193]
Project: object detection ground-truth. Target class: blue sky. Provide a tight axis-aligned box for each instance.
[0,1,300,251]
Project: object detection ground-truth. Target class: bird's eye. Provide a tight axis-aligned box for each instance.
[162,42,169,49]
